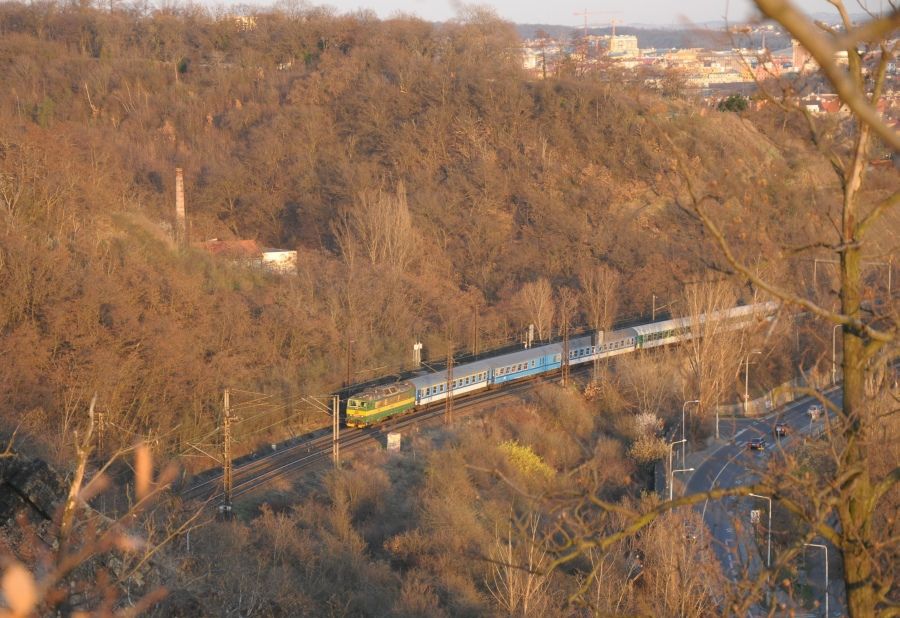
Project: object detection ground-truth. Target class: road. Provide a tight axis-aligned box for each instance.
[682,389,846,617]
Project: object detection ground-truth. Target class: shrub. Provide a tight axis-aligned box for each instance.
[717,94,748,112]
[627,434,668,464]
[499,440,554,479]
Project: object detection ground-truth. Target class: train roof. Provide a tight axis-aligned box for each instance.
[603,326,639,341]
[354,305,778,397]
[409,334,596,389]
[355,381,413,400]
[632,315,691,335]
[631,302,777,336]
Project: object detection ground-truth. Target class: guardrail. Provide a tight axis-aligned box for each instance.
[655,368,839,497]
[716,370,840,418]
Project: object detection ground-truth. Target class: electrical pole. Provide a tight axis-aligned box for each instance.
[345,330,352,389]
[562,316,570,387]
[96,410,105,456]
[445,344,454,424]
[593,328,604,380]
[221,388,233,517]
[472,306,479,358]
[332,395,340,468]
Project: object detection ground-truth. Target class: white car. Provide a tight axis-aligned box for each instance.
[807,404,824,419]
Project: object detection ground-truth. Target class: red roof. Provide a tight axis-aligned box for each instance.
[197,239,261,259]
[819,98,844,113]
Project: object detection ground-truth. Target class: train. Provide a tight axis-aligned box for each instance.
[345,302,778,427]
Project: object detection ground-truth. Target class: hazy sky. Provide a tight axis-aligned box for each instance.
[294,0,842,26]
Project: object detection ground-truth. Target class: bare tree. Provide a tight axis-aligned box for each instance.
[486,512,552,617]
[615,350,679,422]
[580,264,621,377]
[516,278,555,342]
[680,4,899,614]
[543,5,899,616]
[580,264,620,338]
[334,180,417,273]
[1,398,203,615]
[682,280,748,423]
[637,509,724,617]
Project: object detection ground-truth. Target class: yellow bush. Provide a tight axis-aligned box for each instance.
[500,440,554,479]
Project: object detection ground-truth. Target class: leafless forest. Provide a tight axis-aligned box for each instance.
[0,1,896,616]
[0,2,842,459]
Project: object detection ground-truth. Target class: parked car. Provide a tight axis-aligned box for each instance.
[747,437,767,450]
[807,404,824,419]
[774,422,790,437]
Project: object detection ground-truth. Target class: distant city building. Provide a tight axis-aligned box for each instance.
[516,29,892,102]
[520,40,563,77]
[522,48,541,70]
[229,15,257,32]
[609,35,639,55]
[792,39,817,73]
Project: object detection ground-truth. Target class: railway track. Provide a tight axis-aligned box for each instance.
[180,371,579,504]
[180,305,774,505]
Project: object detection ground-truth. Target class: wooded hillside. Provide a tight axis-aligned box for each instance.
[0,3,827,460]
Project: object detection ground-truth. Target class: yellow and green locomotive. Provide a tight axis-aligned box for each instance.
[346,382,416,427]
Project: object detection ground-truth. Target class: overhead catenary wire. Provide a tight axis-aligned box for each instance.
[180,307,675,463]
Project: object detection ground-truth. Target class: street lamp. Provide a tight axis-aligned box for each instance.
[682,400,700,466]
[743,351,762,415]
[670,467,695,501]
[749,493,772,568]
[831,324,841,385]
[711,379,721,440]
[804,542,829,618]
[667,438,686,499]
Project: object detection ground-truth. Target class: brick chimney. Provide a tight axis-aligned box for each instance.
[175,167,186,244]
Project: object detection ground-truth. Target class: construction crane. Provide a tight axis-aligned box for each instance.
[609,17,622,38]
[572,9,623,39]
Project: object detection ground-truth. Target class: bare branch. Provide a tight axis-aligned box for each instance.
[672,157,892,343]
[753,0,900,151]
[872,465,900,505]
[544,483,770,572]
[859,192,900,240]
[833,7,900,48]
[58,394,97,558]
[0,424,20,459]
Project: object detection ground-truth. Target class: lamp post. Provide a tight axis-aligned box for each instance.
[743,351,762,415]
[831,324,841,385]
[804,542,828,618]
[682,400,699,466]
[667,438,686,500]
[712,379,721,440]
[670,467,694,501]
[749,493,772,568]
[345,334,355,389]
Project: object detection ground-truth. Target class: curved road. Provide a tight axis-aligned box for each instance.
[683,388,846,617]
